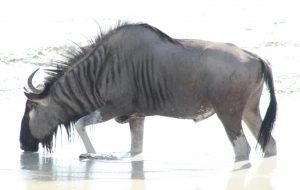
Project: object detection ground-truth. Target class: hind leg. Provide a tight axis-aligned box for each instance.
[217,112,251,162]
[243,86,276,157]
[243,106,277,157]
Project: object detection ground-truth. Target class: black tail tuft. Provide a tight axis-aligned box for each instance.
[257,58,277,152]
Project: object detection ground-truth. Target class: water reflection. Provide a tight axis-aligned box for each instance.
[20,152,145,181]
[131,160,145,179]
[226,157,277,190]
[20,152,278,190]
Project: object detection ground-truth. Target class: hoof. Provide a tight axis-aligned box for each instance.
[263,139,277,158]
[130,151,142,157]
[234,155,249,162]
[233,160,251,171]
[264,152,277,158]
[79,153,117,160]
[79,153,94,159]
[263,146,277,158]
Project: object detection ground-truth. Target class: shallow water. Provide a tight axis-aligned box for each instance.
[1,0,300,189]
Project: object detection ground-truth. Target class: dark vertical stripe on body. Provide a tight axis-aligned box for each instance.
[87,55,96,81]
[110,55,116,84]
[140,62,151,108]
[157,82,166,104]
[64,72,86,113]
[88,50,104,106]
[133,52,166,111]
[53,83,81,116]
[145,56,158,110]
[94,47,104,80]
[76,64,95,110]
[162,72,172,101]
[130,59,140,106]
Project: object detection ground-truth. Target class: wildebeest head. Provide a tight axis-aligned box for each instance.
[20,69,60,152]
[19,41,101,152]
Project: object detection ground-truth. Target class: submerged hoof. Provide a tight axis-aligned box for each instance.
[79,153,94,159]
[79,153,117,160]
[264,152,277,158]
[233,160,251,171]
[234,155,250,171]
[234,155,249,163]
[130,150,143,157]
[264,145,277,158]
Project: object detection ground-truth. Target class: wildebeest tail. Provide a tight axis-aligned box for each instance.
[257,58,277,152]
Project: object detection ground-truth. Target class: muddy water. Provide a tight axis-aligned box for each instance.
[1,0,300,189]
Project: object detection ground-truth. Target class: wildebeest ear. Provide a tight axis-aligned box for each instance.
[24,92,50,107]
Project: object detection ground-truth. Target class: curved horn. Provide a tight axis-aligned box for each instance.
[26,68,45,94]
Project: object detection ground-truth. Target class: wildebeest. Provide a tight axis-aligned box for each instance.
[20,23,277,162]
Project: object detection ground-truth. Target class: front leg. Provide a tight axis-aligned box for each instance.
[75,110,103,154]
[129,117,145,156]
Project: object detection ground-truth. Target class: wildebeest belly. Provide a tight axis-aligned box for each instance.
[116,103,215,124]
[142,97,216,122]
[164,105,216,122]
